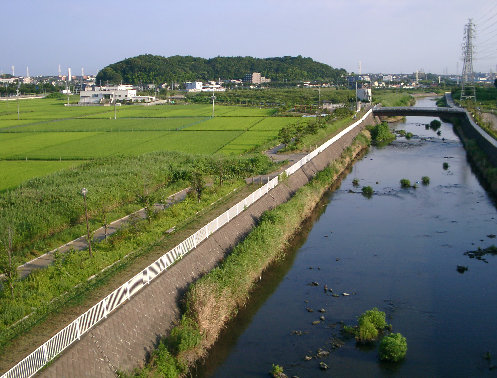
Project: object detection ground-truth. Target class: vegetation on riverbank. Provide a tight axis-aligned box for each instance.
[373,90,415,107]
[124,131,372,377]
[0,178,253,351]
[0,153,273,268]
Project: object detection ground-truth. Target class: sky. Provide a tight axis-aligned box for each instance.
[2,0,497,77]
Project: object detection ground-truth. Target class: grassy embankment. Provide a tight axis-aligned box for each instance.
[126,131,372,377]
[451,87,497,141]
[372,89,415,107]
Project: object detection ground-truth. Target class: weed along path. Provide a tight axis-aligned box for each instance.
[197,98,497,377]
[0,112,377,378]
[14,187,190,279]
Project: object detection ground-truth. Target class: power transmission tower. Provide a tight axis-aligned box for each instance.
[460,19,476,101]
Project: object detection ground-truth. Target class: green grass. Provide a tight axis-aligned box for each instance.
[0,161,83,191]
[373,90,415,107]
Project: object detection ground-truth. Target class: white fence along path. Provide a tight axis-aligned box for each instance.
[1,109,372,378]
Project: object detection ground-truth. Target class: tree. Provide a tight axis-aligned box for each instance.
[189,171,205,202]
[379,333,407,362]
[0,227,17,297]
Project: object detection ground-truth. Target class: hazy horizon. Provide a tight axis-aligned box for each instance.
[2,0,497,77]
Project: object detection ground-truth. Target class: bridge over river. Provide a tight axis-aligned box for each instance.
[372,105,466,118]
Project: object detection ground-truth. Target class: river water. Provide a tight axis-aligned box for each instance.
[197,97,497,377]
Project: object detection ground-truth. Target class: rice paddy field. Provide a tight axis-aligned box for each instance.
[0,97,299,191]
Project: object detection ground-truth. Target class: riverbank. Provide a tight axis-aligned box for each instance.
[452,119,497,197]
[132,131,372,376]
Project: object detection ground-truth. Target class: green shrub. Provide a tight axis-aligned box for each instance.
[270,364,284,377]
[167,317,201,355]
[379,333,407,362]
[443,162,449,170]
[421,176,430,185]
[362,186,373,197]
[405,132,413,139]
[358,307,387,330]
[369,122,396,145]
[154,343,182,377]
[356,318,378,343]
[397,130,406,136]
[429,119,441,130]
[352,178,359,187]
[400,179,411,188]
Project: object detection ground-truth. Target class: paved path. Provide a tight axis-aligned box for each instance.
[15,188,190,279]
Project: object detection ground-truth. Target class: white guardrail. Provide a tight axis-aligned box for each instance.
[2,109,372,378]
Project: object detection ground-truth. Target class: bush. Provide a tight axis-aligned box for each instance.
[405,132,413,139]
[400,179,411,188]
[154,343,182,377]
[358,307,387,330]
[443,162,449,170]
[370,122,396,145]
[429,119,441,130]
[362,186,373,197]
[167,317,201,355]
[270,364,285,377]
[352,178,359,187]
[422,176,430,185]
[379,333,407,362]
[356,318,378,343]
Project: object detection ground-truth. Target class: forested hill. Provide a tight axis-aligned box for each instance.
[95,54,346,84]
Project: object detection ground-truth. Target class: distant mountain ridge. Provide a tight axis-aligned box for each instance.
[95,54,346,85]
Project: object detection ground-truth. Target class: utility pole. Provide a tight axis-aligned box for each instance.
[211,94,216,117]
[16,83,20,120]
[460,19,476,101]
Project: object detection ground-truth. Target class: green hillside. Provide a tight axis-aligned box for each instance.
[96,54,346,85]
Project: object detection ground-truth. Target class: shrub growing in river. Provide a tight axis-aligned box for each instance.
[358,308,387,330]
[422,176,430,185]
[362,186,373,197]
[379,333,407,362]
[429,119,441,130]
[356,318,378,343]
[443,162,449,170]
[400,179,411,188]
[369,122,396,145]
[352,178,359,187]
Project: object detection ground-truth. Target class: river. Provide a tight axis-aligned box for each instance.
[196,97,497,377]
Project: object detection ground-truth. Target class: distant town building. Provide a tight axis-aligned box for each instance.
[243,72,271,84]
[202,81,225,92]
[79,85,155,104]
[357,88,372,102]
[185,82,203,92]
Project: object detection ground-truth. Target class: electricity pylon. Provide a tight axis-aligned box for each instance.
[460,19,476,101]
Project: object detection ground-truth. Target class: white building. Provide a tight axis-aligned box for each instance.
[357,88,372,102]
[185,82,203,92]
[79,85,137,104]
[202,81,225,92]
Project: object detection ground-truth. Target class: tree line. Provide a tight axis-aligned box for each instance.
[95,54,347,85]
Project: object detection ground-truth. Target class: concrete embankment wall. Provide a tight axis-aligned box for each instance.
[36,112,375,377]
[444,93,497,166]
[457,113,497,166]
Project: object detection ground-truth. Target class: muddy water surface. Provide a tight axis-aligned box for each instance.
[197,98,497,377]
